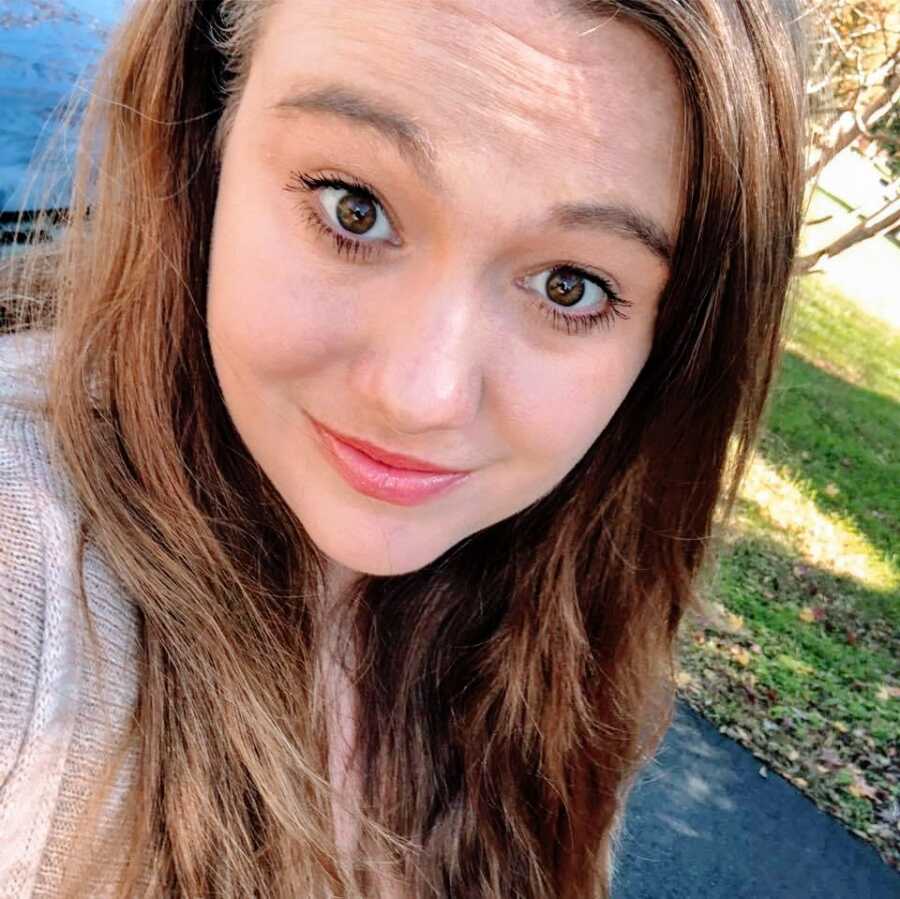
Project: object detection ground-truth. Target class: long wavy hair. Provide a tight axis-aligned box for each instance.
[1,0,809,896]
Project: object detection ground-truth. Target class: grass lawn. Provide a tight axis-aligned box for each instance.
[675,272,900,870]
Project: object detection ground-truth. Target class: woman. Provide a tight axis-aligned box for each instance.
[0,0,809,896]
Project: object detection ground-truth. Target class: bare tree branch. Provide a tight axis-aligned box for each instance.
[805,213,837,225]
[795,195,900,272]
[807,58,844,95]
[804,67,900,180]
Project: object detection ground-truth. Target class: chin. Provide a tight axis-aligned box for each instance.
[303,520,452,579]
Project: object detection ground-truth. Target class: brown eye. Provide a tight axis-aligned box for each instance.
[546,267,586,307]
[520,264,619,326]
[336,192,378,235]
[310,181,395,243]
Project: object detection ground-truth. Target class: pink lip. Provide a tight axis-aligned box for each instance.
[309,416,472,507]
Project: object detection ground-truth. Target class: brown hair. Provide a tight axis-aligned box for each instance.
[2,1,809,896]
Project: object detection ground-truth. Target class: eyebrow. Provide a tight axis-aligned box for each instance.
[271,84,439,182]
[549,202,673,264]
[271,83,674,265]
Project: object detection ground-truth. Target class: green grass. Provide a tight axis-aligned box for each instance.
[769,279,900,578]
[676,272,900,870]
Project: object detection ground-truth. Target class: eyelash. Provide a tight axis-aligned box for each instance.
[283,169,632,336]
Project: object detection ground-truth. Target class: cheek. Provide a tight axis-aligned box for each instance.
[207,200,357,390]
[206,132,355,386]
[501,340,648,486]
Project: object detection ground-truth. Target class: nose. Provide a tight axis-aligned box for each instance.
[350,279,485,436]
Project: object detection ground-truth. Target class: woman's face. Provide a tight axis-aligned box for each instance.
[207,0,684,582]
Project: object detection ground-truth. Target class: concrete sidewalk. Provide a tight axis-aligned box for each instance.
[613,701,899,898]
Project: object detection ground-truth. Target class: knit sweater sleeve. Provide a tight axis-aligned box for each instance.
[0,412,54,789]
[0,331,88,893]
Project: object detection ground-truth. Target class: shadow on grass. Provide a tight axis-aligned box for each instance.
[712,518,899,696]
[759,350,899,570]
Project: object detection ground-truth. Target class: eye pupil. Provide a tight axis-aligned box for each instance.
[546,267,585,306]
[337,192,377,234]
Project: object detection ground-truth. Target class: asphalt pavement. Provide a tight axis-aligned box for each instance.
[613,701,899,898]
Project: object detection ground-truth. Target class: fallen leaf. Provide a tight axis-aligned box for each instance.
[833,721,849,734]
[824,482,839,497]
[799,607,816,623]
[847,778,878,801]
[819,747,843,767]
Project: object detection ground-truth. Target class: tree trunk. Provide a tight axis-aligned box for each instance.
[794,195,900,273]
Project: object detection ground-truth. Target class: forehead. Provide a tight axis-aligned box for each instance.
[249,0,685,236]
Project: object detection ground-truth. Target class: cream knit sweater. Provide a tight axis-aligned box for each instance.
[0,330,144,897]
